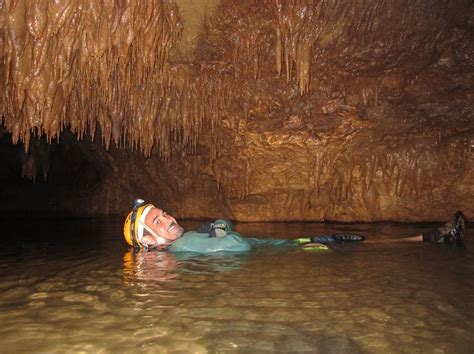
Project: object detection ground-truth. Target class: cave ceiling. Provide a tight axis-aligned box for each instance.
[1,0,473,221]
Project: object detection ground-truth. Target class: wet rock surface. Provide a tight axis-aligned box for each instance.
[1,0,473,221]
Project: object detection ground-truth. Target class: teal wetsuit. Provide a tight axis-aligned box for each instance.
[168,230,292,253]
[169,230,252,253]
[166,219,356,254]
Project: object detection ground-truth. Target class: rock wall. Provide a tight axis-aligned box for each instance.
[1,0,473,221]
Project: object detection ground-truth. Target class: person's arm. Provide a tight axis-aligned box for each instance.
[295,233,366,244]
[363,235,423,244]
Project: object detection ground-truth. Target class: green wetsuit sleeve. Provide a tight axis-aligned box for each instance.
[246,238,293,247]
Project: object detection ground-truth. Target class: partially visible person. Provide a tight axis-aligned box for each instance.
[123,199,466,253]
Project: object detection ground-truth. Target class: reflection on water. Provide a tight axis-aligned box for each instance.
[0,217,473,353]
[123,250,249,281]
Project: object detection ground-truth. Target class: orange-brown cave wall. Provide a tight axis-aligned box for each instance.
[1,0,473,221]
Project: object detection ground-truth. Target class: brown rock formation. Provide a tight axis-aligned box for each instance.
[1,0,473,221]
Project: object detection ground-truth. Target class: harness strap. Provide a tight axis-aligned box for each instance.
[130,198,145,253]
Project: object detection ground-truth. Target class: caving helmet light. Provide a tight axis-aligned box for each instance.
[123,198,169,252]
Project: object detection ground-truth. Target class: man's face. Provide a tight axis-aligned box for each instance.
[142,207,184,246]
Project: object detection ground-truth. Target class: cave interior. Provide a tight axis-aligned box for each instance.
[1,0,473,222]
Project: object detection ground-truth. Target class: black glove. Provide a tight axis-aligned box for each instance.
[198,222,228,238]
[197,222,213,233]
[332,233,365,242]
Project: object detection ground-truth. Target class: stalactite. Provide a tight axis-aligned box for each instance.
[3,0,230,158]
[275,27,282,75]
[274,1,323,95]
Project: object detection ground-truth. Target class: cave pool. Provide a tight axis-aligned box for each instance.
[0,217,472,353]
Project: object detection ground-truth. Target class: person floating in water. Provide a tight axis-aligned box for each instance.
[123,199,466,253]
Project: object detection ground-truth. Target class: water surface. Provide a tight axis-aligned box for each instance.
[0,217,472,353]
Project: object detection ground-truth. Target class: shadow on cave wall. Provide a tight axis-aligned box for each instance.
[0,126,225,218]
[0,128,107,216]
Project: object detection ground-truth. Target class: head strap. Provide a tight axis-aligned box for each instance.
[130,198,145,253]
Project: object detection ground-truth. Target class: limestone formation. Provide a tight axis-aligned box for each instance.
[1,0,473,221]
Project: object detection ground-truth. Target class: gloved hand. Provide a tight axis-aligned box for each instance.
[197,221,229,238]
[331,233,365,242]
[208,223,228,238]
[209,227,227,238]
[197,222,213,233]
